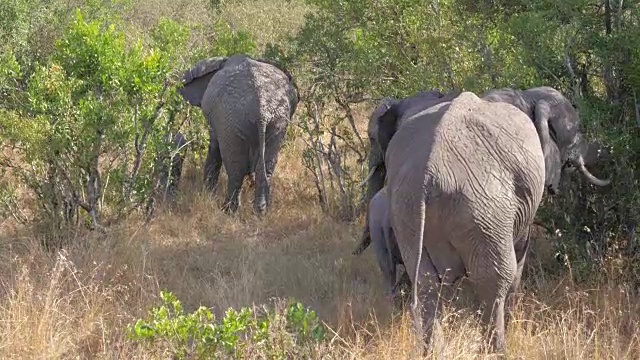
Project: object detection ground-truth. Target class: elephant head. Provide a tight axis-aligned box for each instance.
[353,90,458,256]
[481,87,610,194]
[362,89,460,203]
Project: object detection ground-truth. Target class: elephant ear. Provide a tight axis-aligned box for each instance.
[376,102,401,154]
[179,57,228,107]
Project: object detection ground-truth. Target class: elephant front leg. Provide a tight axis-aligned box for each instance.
[204,135,223,191]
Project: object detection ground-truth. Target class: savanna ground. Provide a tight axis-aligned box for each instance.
[1,0,640,359]
[2,112,639,359]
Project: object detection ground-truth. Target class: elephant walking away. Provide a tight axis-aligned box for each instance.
[353,89,461,256]
[375,91,545,354]
[481,86,610,194]
[353,187,411,303]
[178,54,299,215]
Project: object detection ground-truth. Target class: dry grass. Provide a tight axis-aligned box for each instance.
[125,0,311,54]
[1,1,639,359]
[1,135,639,359]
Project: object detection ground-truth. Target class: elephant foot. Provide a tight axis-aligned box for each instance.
[253,202,267,217]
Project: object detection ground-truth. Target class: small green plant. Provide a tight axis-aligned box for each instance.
[127,290,326,359]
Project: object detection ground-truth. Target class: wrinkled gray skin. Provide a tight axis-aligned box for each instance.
[353,89,460,256]
[358,187,411,301]
[481,86,610,194]
[378,92,545,354]
[179,54,299,214]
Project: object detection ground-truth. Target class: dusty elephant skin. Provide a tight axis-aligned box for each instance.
[178,54,299,215]
[355,187,411,302]
[377,92,545,355]
[481,86,610,194]
[353,89,460,256]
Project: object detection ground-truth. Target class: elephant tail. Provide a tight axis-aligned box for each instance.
[257,121,268,209]
[411,193,427,328]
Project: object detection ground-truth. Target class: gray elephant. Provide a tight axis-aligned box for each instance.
[354,186,411,302]
[353,89,460,255]
[375,91,545,354]
[480,86,610,194]
[178,54,299,214]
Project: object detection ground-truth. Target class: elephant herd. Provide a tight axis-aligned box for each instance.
[171,53,610,354]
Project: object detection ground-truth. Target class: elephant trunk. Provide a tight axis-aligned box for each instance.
[574,154,611,187]
[353,150,386,256]
[365,148,387,203]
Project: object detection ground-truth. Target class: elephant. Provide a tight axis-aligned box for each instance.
[354,186,411,302]
[353,89,460,256]
[480,86,610,194]
[375,91,545,354]
[178,54,299,215]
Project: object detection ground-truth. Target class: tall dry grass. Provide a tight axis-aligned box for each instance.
[1,134,639,359]
[1,1,639,358]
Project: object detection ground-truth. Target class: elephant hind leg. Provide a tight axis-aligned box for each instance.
[410,251,446,357]
[219,134,250,214]
[223,172,246,213]
[467,238,517,354]
[253,124,287,213]
[505,226,531,330]
[204,134,223,191]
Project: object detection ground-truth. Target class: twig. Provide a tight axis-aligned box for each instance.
[634,89,640,128]
[333,92,366,151]
[122,80,169,215]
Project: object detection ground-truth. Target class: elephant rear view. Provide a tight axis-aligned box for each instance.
[377,91,545,354]
[179,54,299,214]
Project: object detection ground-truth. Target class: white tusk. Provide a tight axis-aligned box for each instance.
[359,166,377,188]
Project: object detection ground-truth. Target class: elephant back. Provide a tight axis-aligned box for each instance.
[202,56,297,130]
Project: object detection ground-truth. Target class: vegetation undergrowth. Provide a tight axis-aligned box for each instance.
[0,0,639,358]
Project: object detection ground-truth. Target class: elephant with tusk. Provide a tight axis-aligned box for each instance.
[480,86,611,194]
[178,54,299,215]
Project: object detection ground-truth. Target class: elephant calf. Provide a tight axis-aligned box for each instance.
[354,187,411,302]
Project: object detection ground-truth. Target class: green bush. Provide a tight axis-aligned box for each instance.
[127,290,327,359]
[0,1,263,240]
[0,10,187,237]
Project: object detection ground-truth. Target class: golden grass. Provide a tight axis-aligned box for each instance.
[1,137,639,359]
[1,1,639,358]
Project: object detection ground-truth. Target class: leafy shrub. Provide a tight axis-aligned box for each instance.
[0,11,185,235]
[127,290,327,359]
[0,0,264,241]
